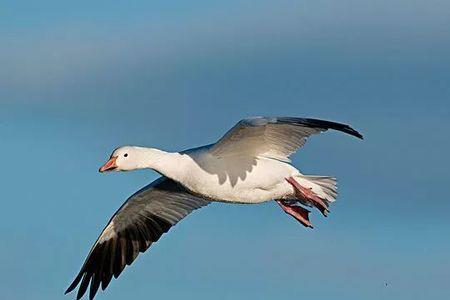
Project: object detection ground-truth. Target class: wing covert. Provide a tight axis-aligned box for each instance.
[210,117,363,161]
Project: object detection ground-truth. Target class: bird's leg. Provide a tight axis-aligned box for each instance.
[285,177,329,217]
[276,200,313,228]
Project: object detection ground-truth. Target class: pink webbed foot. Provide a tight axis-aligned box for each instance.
[285,177,329,217]
[276,200,313,228]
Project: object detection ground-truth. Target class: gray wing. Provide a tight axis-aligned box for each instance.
[65,177,210,300]
[210,117,363,161]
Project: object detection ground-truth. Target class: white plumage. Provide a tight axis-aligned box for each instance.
[66,116,362,300]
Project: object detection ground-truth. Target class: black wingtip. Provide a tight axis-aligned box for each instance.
[342,124,364,140]
[65,273,82,295]
[271,117,364,140]
[316,120,363,140]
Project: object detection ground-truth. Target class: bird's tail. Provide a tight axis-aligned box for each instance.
[293,175,338,207]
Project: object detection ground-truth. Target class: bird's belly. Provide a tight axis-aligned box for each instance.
[181,157,298,204]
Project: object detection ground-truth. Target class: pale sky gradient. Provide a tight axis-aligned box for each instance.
[1,1,450,299]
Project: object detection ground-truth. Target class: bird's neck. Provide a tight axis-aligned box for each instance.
[138,147,186,182]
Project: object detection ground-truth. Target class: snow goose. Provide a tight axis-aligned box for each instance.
[66,116,363,300]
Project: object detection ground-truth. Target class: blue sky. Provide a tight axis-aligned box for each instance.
[1,1,449,299]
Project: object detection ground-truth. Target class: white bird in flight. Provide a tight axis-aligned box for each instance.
[66,116,363,300]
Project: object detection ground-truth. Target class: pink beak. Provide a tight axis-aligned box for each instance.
[99,157,118,172]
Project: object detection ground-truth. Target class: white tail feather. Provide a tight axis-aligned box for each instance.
[294,175,338,205]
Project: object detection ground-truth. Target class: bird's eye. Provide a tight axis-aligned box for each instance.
[124,153,128,157]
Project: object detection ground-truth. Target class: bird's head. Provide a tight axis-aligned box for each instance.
[99,146,147,172]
